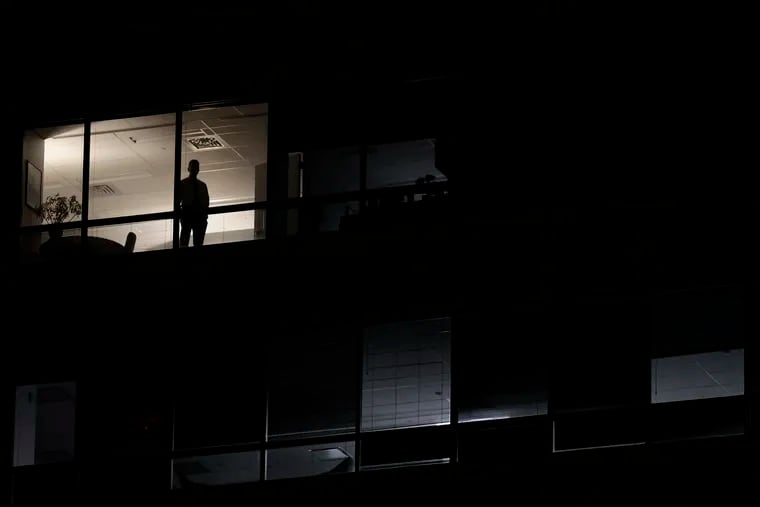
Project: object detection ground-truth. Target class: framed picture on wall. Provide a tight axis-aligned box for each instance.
[25,160,42,210]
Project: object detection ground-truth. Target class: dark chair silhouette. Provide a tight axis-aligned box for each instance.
[124,232,137,253]
[40,236,129,258]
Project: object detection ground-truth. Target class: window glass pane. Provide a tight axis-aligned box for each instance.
[651,349,744,404]
[266,441,355,481]
[204,210,263,245]
[458,312,548,423]
[550,303,649,412]
[21,124,84,227]
[14,382,76,466]
[292,200,359,235]
[76,381,171,497]
[84,381,172,457]
[553,408,645,452]
[89,219,172,252]
[327,201,360,232]
[649,395,745,442]
[367,139,444,189]
[268,335,357,440]
[173,450,260,489]
[457,419,549,465]
[362,318,451,431]
[652,285,743,357]
[174,373,266,450]
[360,426,451,469]
[90,113,176,219]
[181,103,268,208]
[302,146,360,196]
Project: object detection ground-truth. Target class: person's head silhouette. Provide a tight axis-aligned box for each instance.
[188,159,200,177]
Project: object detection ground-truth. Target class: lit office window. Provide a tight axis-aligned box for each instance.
[181,103,267,206]
[181,103,268,243]
[89,219,172,252]
[90,113,176,219]
[266,441,355,480]
[172,450,260,489]
[21,124,85,227]
[20,124,84,255]
[652,349,744,404]
[204,210,261,245]
[362,318,451,431]
[268,336,357,440]
[13,382,76,466]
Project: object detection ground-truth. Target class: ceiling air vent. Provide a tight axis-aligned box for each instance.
[186,135,226,151]
[90,184,117,196]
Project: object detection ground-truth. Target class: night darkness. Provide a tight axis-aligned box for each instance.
[3,1,753,505]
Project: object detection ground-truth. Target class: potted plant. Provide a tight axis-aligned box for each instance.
[37,193,82,238]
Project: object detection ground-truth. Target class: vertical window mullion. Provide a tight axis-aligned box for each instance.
[173,109,182,249]
[81,121,91,238]
[355,329,365,470]
[450,316,459,464]
[261,344,269,481]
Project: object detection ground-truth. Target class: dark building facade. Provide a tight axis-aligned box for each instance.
[3,2,752,505]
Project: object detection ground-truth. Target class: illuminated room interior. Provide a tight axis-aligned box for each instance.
[32,103,268,251]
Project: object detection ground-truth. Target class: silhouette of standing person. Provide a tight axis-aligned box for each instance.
[180,159,210,247]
